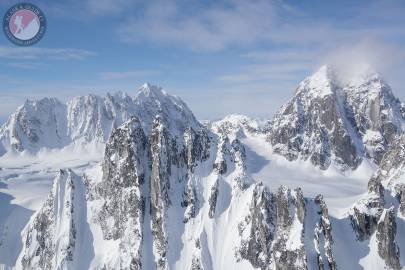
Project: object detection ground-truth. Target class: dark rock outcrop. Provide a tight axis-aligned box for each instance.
[314,195,336,270]
[236,184,276,269]
[208,179,219,219]
[267,66,405,170]
[350,177,384,241]
[376,208,401,270]
[272,186,307,270]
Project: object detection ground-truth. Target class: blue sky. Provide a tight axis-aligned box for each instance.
[1,0,405,123]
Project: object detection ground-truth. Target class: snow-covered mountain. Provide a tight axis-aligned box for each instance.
[1,72,405,270]
[267,65,405,170]
[0,83,198,156]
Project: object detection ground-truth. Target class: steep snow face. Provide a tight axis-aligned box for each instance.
[16,169,93,270]
[0,98,68,155]
[0,83,200,156]
[209,114,262,142]
[133,83,201,136]
[66,92,136,144]
[268,65,405,171]
[297,65,334,97]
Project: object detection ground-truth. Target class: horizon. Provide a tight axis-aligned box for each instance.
[1,0,405,123]
[0,62,401,126]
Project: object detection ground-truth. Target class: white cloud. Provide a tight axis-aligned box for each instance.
[0,46,96,60]
[321,40,405,88]
[115,0,405,55]
[7,62,47,70]
[118,0,277,51]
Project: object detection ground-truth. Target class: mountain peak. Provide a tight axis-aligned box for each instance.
[138,82,166,98]
[344,67,385,88]
[297,65,335,97]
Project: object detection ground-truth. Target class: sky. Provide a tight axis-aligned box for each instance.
[1,0,405,123]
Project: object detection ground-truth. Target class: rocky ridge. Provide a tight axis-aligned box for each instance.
[267,65,405,171]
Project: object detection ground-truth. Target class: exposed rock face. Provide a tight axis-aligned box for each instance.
[182,182,198,223]
[267,66,405,170]
[236,185,320,270]
[17,169,87,270]
[96,117,147,269]
[208,179,219,219]
[371,132,405,192]
[149,117,174,269]
[89,86,210,269]
[395,184,405,216]
[184,127,210,172]
[231,138,252,189]
[213,135,230,175]
[236,184,276,269]
[344,127,405,270]
[212,133,252,189]
[376,208,401,270]
[314,195,336,270]
[272,186,307,270]
[350,177,384,240]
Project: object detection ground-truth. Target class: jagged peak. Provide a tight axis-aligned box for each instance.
[117,116,143,132]
[22,97,63,108]
[219,114,254,123]
[53,168,79,190]
[68,93,104,106]
[297,64,392,98]
[137,82,166,98]
[57,168,76,177]
[211,114,260,139]
[106,91,131,101]
[297,65,335,97]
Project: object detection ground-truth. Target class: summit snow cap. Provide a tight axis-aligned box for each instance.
[297,65,335,97]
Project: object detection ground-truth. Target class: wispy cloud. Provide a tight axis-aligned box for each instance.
[99,70,159,80]
[7,62,47,70]
[116,0,405,53]
[118,0,277,51]
[0,46,96,60]
[39,0,139,19]
[322,40,405,88]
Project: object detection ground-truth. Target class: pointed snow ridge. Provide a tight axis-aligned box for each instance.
[298,65,335,97]
[138,82,167,98]
[17,168,92,270]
